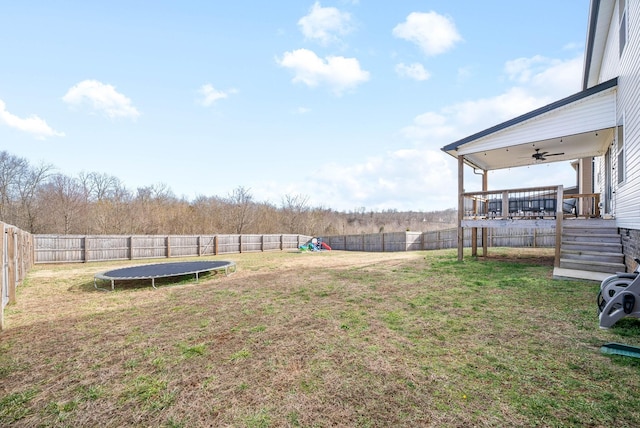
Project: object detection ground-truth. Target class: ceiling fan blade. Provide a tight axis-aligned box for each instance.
[545,152,565,157]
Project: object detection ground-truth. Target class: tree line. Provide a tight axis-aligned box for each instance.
[0,150,456,236]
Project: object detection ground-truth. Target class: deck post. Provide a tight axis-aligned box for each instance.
[482,169,488,256]
[554,185,564,267]
[472,228,478,256]
[457,155,464,261]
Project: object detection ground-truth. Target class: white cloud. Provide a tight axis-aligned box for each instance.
[198,84,237,107]
[400,111,457,142]
[254,148,455,211]
[0,99,64,139]
[277,48,369,95]
[403,55,583,147]
[504,55,556,83]
[395,62,431,81]
[259,54,584,211]
[62,80,140,120]
[298,1,353,46]
[392,11,462,56]
[401,54,583,195]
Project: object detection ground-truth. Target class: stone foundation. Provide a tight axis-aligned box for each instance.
[620,228,640,272]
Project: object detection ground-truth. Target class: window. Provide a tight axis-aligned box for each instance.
[617,121,625,184]
[619,0,627,56]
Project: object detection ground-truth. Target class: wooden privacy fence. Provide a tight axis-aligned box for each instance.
[1,222,34,330]
[34,234,313,263]
[323,227,556,252]
[34,228,556,263]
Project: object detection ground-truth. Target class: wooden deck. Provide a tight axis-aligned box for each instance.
[458,184,620,281]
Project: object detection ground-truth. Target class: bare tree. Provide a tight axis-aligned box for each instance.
[281,193,310,233]
[38,174,87,234]
[226,186,255,234]
[0,151,29,224]
[129,183,178,234]
[16,162,54,233]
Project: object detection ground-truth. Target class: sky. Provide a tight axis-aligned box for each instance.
[0,1,590,212]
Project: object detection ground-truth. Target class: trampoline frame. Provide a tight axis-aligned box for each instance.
[94,260,236,291]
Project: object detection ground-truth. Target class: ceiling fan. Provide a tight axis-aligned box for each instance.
[531,148,564,161]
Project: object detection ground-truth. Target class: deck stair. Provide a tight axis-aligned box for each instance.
[554,219,625,280]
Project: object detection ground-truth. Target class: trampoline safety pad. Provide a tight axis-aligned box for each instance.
[94,260,236,291]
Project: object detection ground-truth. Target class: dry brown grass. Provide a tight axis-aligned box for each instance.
[2,248,640,427]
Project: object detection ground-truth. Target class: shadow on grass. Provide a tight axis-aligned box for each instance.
[610,318,640,337]
[69,271,220,293]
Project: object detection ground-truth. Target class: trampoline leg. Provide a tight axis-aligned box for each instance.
[152,278,157,289]
[94,278,111,292]
[223,263,237,276]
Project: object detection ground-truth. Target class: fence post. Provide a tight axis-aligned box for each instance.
[280,234,284,251]
[166,236,171,258]
[214,235,218,255]
[129,236,134,260]
[83,236,89,263]
[0,223,5,331]
[7,228,16,305]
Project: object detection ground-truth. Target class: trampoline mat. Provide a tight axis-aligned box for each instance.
[96,261,235,281]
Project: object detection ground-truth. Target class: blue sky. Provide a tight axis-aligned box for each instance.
[1,1,589,211]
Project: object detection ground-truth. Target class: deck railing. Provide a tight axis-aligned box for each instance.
[462,185,601,221]
[563,193,600,218]
[462,186,564,220]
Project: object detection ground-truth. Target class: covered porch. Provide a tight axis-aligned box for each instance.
[441,78,619,280]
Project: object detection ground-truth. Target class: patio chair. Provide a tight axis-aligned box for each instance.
[487,200,501,218]
[508,198,528,218]
[563,198,578,218]
[543,198,557,217]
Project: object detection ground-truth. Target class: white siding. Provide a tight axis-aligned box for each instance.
[458,89,617,155]
[595,0,640,229]
[599,3,621,82]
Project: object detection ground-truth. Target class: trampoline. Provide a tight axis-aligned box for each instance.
[94,260,236,291]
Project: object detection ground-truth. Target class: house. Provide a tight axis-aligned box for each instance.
[441,0,638,280]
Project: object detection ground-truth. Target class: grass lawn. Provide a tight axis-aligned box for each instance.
[1,248,640,427]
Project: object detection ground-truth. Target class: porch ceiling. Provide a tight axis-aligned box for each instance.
[442,78,617,171]
[457,128,614,171]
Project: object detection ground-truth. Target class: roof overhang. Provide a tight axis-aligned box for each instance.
[441,78,617,171]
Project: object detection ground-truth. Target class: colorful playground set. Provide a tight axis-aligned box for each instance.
[299,237,331,252]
